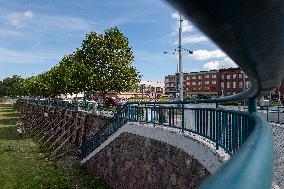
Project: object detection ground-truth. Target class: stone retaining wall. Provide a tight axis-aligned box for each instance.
[84,113,110,140]
[86,132,211,189]
[21,104,224,188]
[20,103,110,155]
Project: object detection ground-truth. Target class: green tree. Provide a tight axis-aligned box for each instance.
[0,75,23,97]
[81,27,140,97]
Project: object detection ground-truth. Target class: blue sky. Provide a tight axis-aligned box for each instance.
[0,0,236,81]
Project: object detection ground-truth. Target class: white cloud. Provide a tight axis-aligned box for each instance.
[203,57,238,70]
[171,12,193,33]
[183,35,208,44]
[171,35,209,45]
[0,47,60,64]
[23,14,96,33]
[191,49,226,60]
[171,12,209,45]
[38,15,94,31]
[6,11,33,28]
[0,29,21,37]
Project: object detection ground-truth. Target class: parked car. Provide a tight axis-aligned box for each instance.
[104,98,117,106]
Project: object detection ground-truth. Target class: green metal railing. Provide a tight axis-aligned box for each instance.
[81,99,272,189]
[81,100,254,158]
[23,97,273,188]
[199,113,273,189]
[25,98,81,111]
[25,98,117,113]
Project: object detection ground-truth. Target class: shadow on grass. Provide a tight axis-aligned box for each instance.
[0,117,20,125]
[1,112,20,117]
[0,105,13,109]
[0,109,16,113]
[0,126,25,140]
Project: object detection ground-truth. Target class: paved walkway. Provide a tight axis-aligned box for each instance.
[271,123,284,189]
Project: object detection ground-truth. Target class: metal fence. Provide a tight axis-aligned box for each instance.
[82,102,252,158]
[23,98,117,113]
[258,105,284,124]
[23,98,272,189]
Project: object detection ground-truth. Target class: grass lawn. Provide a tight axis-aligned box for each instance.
[0,104,109,189]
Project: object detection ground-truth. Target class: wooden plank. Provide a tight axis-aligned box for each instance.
[42,119,71,146]
[50,134,73,157]
[48,122,76,149]
[38,118,63,143]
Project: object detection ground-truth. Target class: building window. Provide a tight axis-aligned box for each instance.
[199,87,202,90]
[198,81,202,85]
[221,82,224,89]
[227,82,231,88]
[186,82,190,85]
[192,82,196,85]
[192,76,196,79]
[212,74,216,78]
[205,75,209,79]
[227,75,231,79]
[221,75,225,80]
[239,81,243,88]
[239,73,243,78]
[198,75,202,79]
[233,74,237,79]
[192,87,196,91]
[233,82,236,88]
[233,92,236,95]
[212,80,216,84]
[205,81,209,85]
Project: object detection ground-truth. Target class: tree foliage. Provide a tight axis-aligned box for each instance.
[16,27,140,98]
[81,27,139,96]
[0,75,23,97]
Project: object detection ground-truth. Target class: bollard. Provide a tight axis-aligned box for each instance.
[266,105,269,122]
[278,105,280,123]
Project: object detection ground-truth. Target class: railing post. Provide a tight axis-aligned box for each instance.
[215,102,219,150]
[216,110,220,150]
[182,103,185,133]
[153,104,156,126]
[277,105,280,123]
[127,105,130,120]
[146,104,148,122]
[266,105,269,122]
[248,98,257,114]
[248,98,257,133]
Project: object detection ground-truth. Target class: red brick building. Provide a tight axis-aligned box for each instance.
[184,70,220,97]
[164,67,250,98]
[164,75,177,96]
[219,68,250,96]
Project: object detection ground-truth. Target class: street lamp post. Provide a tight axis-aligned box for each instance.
[178,13,183,101]
[164,13,193,101]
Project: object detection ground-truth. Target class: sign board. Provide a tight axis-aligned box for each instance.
[148,91,156,99]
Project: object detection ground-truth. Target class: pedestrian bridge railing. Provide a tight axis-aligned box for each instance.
[22,98,273,189]
[81,100,272,189]
[82,101,252,158]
